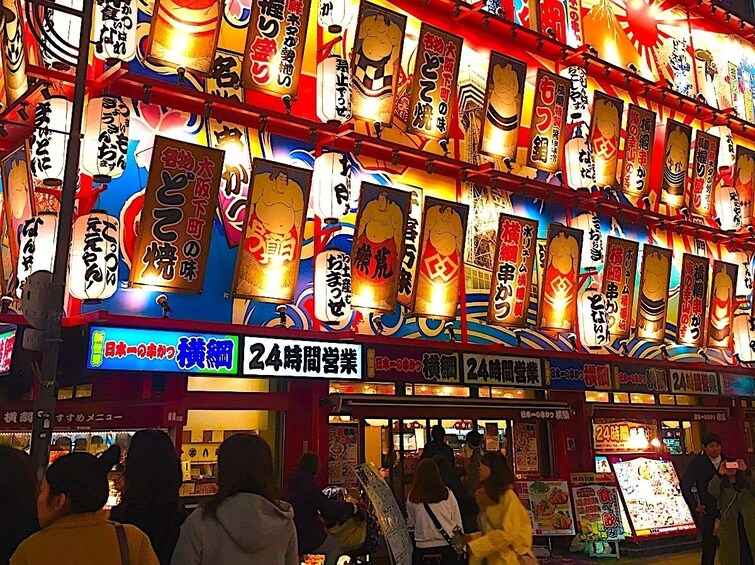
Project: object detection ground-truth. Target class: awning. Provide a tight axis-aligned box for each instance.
[590,403,729,423]
[328,394,572,421]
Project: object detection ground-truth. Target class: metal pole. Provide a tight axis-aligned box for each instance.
[28,0,93,477]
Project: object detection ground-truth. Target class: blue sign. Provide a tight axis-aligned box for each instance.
[87,326,239,374]
[547,359,612,391]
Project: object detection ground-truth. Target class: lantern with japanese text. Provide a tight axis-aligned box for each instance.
[93,0,138,64]
[714,183,742,231]
[33,0,81,70]
[30,97,72,186]
[311,151,351,224]
[318,0,354,33]
[571,211,603,270]
[81,96,130,184]
[733,314,755,363]
[563,128,595,190]
[314,249,352,325]
[578,286,609,349]
[68,211,120,301]
[317,55,352,125]
[723,250,753,297]
[16,212,57,298]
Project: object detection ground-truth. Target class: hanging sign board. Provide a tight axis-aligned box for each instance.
[669,368,720,395]
[527,70,570,174]
[602,237,638,339]
[365,345,460,383]
[462,353,543,386]
[620,105,655,199]
[676,253,708,347]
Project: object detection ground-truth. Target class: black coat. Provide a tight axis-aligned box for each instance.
[110,499,186,565]
[419,440,455,470]
[283,468,355,554]
[0,504,37,565]
[681,453,725,516]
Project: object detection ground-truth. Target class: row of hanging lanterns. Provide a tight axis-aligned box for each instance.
[733,314,755,362]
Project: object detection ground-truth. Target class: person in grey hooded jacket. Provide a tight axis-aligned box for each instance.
[171,434,298,565]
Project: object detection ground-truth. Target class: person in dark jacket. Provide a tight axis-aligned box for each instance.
[283,452,356,565]
[420,425,455,470]
[0,446,38,565]
[110,430,185,565]
[433,455,479,533]
[682,432,726,565]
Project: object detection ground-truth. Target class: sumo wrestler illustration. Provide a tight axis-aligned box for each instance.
[482,60,523,160]
[708,263,735,347]
[6,157,32,223]
[351,10,404,124]
[351,188,407,312]
[661,124,691,207]
[413,203,466,317]
[539,230,581,331]
[591,97,621,187]
[735,151,755,225]
[234,166,309,302]
[636,250,671,340]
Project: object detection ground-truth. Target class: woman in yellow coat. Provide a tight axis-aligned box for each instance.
[465,452,535,565]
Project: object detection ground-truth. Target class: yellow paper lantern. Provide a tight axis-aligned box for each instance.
[16,212,57,298]
[81,96,130,184]
[68,211,120,300]
[317,55,352,125]
[30,97,72,186]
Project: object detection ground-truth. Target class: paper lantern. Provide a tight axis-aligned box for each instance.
[30,97,72,186]
[318,0,354,33]
[563,129,595,191]
[93,0,138,64]
[571,211,603,271]
[314,249,352,325]
[714,184,742,231]
[723,250,753,297]
[16,212,57,298]
[579,286,609,349]
[311,151,351,224]
[81,96,130,184]
[35,0,81,70]
[317,55,352,125]
[68,211,120,300]
[733,314,755,362]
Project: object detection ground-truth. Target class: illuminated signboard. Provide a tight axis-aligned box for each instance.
[242,337,362,380]
[87,326,239,375]
[0,326,15,375]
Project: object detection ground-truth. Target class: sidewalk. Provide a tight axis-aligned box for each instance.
[545,551,700,564]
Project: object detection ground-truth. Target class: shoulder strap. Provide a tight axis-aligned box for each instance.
[113,522,131,565]
[720,491,738,520]
[422,502,455,547]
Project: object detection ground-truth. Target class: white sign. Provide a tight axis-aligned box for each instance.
[242,337,362,379]
[462,353,543,386]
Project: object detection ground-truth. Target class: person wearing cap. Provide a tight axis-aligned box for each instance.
[682,432,726,565]
[10,445,159,565]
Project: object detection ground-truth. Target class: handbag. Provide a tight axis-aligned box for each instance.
[714,492,738,537]
[423,502,466,559]
[113,522,131,565]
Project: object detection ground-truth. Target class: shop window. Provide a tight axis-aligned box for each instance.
[630,393,655,404]
[661,420,701,455]
[479,387,533,399]
[188,377,270,393]
[329,382,395,395]
[407,384,468,397]
[57,387,74,400]
[585,391,610,403]
[674,395,698,406]
[659,395,675,405]
[75,384,93,398]
[612,392,629,403]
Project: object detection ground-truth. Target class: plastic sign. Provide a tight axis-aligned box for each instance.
[675,253,708,347]
[480,53,526,160]
[707,261,738,349]
[87,326,239,374]
[620,105,655,199]
[527,70,571,174]
[538,224,582,332]
[589,93,623,190]
[636,245,672,342]
[242,336,361,379]
[688,131,719,217]
[462,353,543,386]
[659,119,692,208]
[601,237,638,339]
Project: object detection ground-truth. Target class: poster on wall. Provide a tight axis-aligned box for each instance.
[513,422,540,475]
[516,480,576,536]
[146,0,221,75]
[635,245,672,342]
[572,484,625,541]
[612,457,696,537]
[676,253,708,347]
[130,137,223,293]
[0,141,34,265]
[659,120,692,208]
[733,145,755,226]
[479,53,527,161]
[601,237,638,339]
[411,197,468,319]
[405,24,462,141]
[620,105,655,199]
[397,187,423,308]
[328,424,359,485]
[241,0,312,99]
[350,2,407,126]
[351,183,410,313]
[688,131,719,217]
[589,93,623,190]
[707,260,737,349]
[527,70,570,174]
[231,159,311,303]
[487,214,537,327]
[538,224,582,332]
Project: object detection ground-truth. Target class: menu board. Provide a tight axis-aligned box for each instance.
[328,424,359,486]
[355,462,412,565]
[517,480,576,536]
[513,423,540,475]
[572,484,625,541]
[612,457,696,537]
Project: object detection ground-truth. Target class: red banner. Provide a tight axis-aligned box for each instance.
[527,70,571,174]
[707,260,738,349]
[688,131,719,217]
[601,237,638,339]
[620,104,655,199]
[676,254,709,347]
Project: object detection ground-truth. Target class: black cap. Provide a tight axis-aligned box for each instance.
[46,444,120,513]
[466,430,482,447]
[702,432,722,447]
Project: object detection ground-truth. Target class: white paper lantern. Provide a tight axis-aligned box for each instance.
[733,314,755,362]
[93,0,137,64]
[16,212,57,298]
[311,151,351,224]
[38,0,82,69]
[714,184,742,231]
[30,97,72,186]
[314,249,352,325]
[723,250,753,297]
[317,0,354,33]
[564,127,595,191]
[579,286,609,349]
[317,55,352,125]
[559,66,590,125]
[81,96,130,184]
[571,211,603,270]
[709,125,735,169]
[68,211,120,300]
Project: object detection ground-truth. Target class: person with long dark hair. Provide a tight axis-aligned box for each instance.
[708,458,755,565]
[0,447,38,565]
[171,434,298,565]
[110,430,185,565]
[465,452,534,565]
[407,458,464,565]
